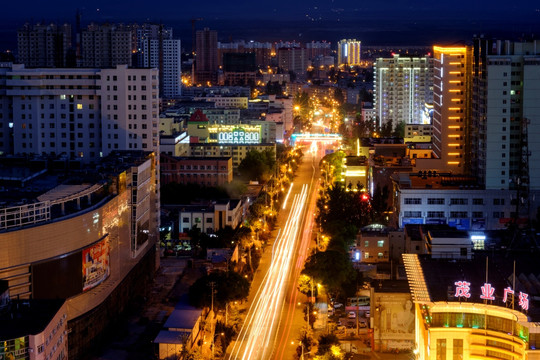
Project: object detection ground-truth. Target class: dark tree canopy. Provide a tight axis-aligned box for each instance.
[238,149,276,182]
[188,271,250,309]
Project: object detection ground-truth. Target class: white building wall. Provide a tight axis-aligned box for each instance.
[100,65,159,157]
[398,188,517,230]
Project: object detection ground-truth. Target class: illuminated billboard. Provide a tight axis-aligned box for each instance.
[208,124,261,144]
[82,237,110,291]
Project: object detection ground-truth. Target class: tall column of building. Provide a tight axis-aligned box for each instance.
[81,24,133,68]
[337,39,361,66]
[474,40,540,191]
[374,54,433,129]
[17,23,72,68]
[195,28,218,85]
[432,46,472,173]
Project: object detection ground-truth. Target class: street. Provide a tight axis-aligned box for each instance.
[226,148,321,360]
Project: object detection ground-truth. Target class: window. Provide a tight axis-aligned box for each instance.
[427,211,445,218]
[377,252,384,259]
[206,218,212,223]
[437,339,447,360]
[364,252,369,259]
[450,198,468,205]
[404,198,422,205]
[182,217,189,223]
[377,240,384,247]
[428,198,445,205]
[493,212,504,218]
[493,198,505,205]
[450,211,468,218]
[364,241,369,247]
[404,211,422,217]
[472,198,483,205]
[472,211,483,218]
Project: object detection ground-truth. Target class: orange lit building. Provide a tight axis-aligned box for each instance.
[432,46,472,173]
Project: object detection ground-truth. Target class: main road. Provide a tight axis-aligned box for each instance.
[227,143,326,360]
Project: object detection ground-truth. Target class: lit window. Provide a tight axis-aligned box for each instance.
[377,240,384,247]
[77,104,83,110]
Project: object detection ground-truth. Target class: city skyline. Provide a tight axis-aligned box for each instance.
[1,1,540,52]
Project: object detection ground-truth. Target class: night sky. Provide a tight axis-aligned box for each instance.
[1,0,540,50]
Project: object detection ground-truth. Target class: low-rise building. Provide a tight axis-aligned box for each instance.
[160,154,232,186]
[178,199,244,234]
[392,172,518,231]
[189,143,276,172]
[403,253,540,360]
[370,280,414,352]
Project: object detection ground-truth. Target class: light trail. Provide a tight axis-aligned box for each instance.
[282,182,294,210]
[228,184,309,360]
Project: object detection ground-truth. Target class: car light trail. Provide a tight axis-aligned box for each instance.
[228,184,309,360]
[282,182,294,210]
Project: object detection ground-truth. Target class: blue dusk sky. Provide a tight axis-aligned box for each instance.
[1,0,539,49]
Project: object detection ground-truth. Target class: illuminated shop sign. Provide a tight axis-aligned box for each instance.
[454,281,529,311]
[218,127,260,144]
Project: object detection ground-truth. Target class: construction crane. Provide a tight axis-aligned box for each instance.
[190,18,203,56]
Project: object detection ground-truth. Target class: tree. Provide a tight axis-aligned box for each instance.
[316,333,340,355]
[297,274,318,298]
[238,149,275,182]
[392,121,405,138]
[188,271,250,309]
[302,250,356,296]
[381,120,393,137]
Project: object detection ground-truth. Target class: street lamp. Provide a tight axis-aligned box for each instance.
[211,332,224,359]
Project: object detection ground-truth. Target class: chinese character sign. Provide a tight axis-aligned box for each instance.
[519,292,529,311]
[480,283,495,300]
[454,281,471,298]
[453,281,529,311]
[503,287,514,303]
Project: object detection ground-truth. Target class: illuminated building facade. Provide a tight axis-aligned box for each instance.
[374,55,433,128]
[0,152,159,359]
[432,46,472,172]
[189,143,275,171]
[337,39,361,66]
[404,254,540,360]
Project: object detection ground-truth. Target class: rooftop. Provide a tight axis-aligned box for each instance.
[0,299,65,339]
[417,252,540,321]
[391,172,481,190]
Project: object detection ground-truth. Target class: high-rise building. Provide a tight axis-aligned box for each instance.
[135,24,181,99]
[195,28,218,85]
[3,64,159,162]
[17,23,72,68]
[306,41,331,60]
[81,24,133,68]
[374,54,433,128]
[337,39,361,66]
[218,40,272,68]
[432,45,472,172]
[277,47,308,75]
[472,39,540,191]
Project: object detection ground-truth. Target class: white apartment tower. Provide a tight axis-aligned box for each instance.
[474,40,540,190]
[432,46,472,172]
[337,39,361,66]
[374,54,433,128]
[137,24,181,99]
[4,64,159,162]
[142,39,182,98]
